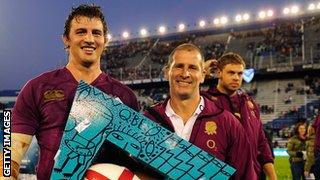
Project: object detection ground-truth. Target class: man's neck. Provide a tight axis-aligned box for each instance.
[66,61,102,84]
[216,84,236,97]
[169,95,201,124]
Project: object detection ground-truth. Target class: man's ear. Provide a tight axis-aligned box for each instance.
[164,67,169,81]
[62,35,69,49]
[200,68,206,83]
[216,69,222,78]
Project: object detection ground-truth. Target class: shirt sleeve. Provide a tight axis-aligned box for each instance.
[257,123,274,165]
[251,98,274,165]
[225,112,257,180]
[12,81,40,135]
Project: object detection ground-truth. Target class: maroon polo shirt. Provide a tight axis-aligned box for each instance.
[12,67,139,179]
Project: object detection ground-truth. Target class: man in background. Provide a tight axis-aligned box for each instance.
[204,52,277,180]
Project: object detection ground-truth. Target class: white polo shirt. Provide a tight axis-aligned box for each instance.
[165,97,205,141]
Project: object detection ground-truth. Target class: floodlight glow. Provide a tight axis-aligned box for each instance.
[243,13,250,21]
[317,2,320,9]
[107,33,112,40]
[308,3,316,10]
[140,28,147,36]
[291,5,299,14]
[267,10,274,17]
[122,31,129,38]
[235,14,242,22]
[220,16,228,25]
[283,7,290,14]
[158,26,166,34]
[199,20,206,27]
[178,23,185,31]
[259,11,266,19]
[213,18,220,25]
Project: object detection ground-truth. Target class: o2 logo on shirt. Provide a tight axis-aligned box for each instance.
[206,140,216,150]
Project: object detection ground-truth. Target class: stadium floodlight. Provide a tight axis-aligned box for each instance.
[317,2,320,9]
[122,31,129,39]
[178,23,185,32]
[267,10,274,17]
[283,7,290,14]
[291,5,299,14]
[213,18,220,25]
[158,26,166,34]
[308,3,316,11]
[235,14,242,22]
[199,20,206,28]
[107,33,112,40]
[220,16,228,25]
[140,28,148,36]
[243,13,250,21]
[258,11,266,19]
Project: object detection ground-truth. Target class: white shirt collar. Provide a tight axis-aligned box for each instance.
[164,96,205,141]
[165,96,204,118]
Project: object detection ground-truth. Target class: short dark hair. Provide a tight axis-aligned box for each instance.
[217,52,246,70]
[64,4,108,39]
[165,43,204,68]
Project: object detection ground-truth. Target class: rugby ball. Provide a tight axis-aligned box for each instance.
[84,163,140,180]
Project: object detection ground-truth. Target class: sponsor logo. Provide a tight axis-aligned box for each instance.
[206,140,216,149]
[44,90,65,102]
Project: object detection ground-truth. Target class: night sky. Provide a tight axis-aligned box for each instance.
[0,0,309,90]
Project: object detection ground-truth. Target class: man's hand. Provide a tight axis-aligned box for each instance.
[0,155,19,180]
[263,163,277,180]
[204,59,218,78]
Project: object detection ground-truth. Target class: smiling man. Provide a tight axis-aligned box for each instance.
[7,4,139,179]
[205,52,277,180]
[144,43,257,180]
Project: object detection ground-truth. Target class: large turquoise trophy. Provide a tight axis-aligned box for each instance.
[51,81,236,179]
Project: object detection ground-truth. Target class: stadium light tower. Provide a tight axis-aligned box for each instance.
[308,3,316,11]
[213,18,220,25]
[235,14,242,22]
[122,31,129,39]
[199,20,206,28]
[258,9,274,20]
[158,26,166,34]
[243,13,250,21]
[258,11,266,19]
[140,28,148,36]
[178,23,186,32]
[107,33,112,41]
[220,16,228,25]
[267,10,274,17]
[291,5,299,14]
[283,7,290,15]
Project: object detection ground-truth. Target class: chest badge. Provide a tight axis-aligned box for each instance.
[205,121,217,135]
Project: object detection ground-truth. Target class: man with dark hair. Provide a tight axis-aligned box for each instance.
[5,4,139,179]
[145,43,257,179]
[204,52,277,180]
